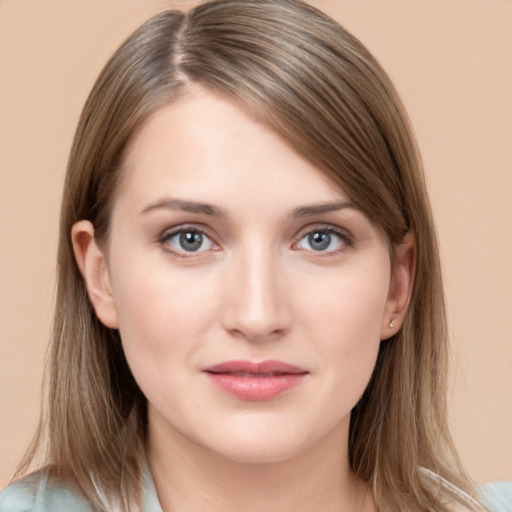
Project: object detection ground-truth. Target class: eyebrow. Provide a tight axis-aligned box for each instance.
[141,198,226,217]
[291,201,359,217]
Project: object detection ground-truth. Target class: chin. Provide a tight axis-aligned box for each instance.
[212,441,304,465]
[201,423,326,466]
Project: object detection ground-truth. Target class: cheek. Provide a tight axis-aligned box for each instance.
[108,260,222,377]
[298,263,390,399]
[301,263,390,346]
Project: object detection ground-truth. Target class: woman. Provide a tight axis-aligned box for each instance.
[0,0,501,511]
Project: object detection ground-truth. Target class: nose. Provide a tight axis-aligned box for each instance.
[221,248,291,343]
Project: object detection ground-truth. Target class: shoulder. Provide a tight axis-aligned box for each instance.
[480,481,512,512]
[420,468,487,511]
[0,471,94,512]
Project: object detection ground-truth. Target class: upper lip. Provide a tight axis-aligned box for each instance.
[203,360,308,375]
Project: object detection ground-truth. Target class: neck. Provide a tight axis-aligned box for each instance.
[147,415,374,512]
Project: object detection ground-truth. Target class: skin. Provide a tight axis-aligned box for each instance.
[72,87,413,512]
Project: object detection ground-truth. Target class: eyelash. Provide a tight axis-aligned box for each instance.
[157,224,354,259]
[158,225,218,259]
[293,225,354,256]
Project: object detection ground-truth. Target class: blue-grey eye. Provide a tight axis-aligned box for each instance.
[167,230,213,253]
[297,230,344,252]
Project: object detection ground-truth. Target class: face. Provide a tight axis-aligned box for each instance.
[74,88,411,465]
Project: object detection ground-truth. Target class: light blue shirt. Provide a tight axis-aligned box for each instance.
[0,466,162,512]
[481,481,512,512]
[1,467,511,511]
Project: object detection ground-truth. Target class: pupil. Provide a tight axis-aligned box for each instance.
[309,232,330,251]
[180,231,203,251]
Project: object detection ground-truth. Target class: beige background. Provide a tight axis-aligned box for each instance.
[0,0,511,487]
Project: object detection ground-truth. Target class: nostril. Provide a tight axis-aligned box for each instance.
[225,325,288,344]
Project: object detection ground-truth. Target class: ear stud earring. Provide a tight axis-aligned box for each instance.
[389,320,395,328]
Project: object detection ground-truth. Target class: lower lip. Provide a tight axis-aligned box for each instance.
[205,373,307,400]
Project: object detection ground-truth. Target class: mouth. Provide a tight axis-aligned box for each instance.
[203,360,308,401]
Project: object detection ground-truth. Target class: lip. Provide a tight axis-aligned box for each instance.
[203,360,308,401]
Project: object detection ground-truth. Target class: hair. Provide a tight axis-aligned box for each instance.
[17,0,480,510]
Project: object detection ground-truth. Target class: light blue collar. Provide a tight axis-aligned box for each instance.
[141,463,164,512]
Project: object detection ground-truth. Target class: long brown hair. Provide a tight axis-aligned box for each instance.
[18,1,478,510]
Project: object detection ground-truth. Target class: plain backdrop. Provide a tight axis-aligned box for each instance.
[0,0,511,487]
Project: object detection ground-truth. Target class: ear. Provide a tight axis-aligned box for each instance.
[71,220,119,329]
[381,233,415,340]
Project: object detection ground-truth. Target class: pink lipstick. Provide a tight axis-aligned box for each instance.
[203,360,308,400]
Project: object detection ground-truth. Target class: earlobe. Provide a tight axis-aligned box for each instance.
[381,233,415,340]
[71,221,119,329]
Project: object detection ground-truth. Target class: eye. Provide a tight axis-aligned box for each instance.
[162,228,215,254]
[295,228,349,253]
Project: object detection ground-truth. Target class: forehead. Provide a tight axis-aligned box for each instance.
[116,88,351,214]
